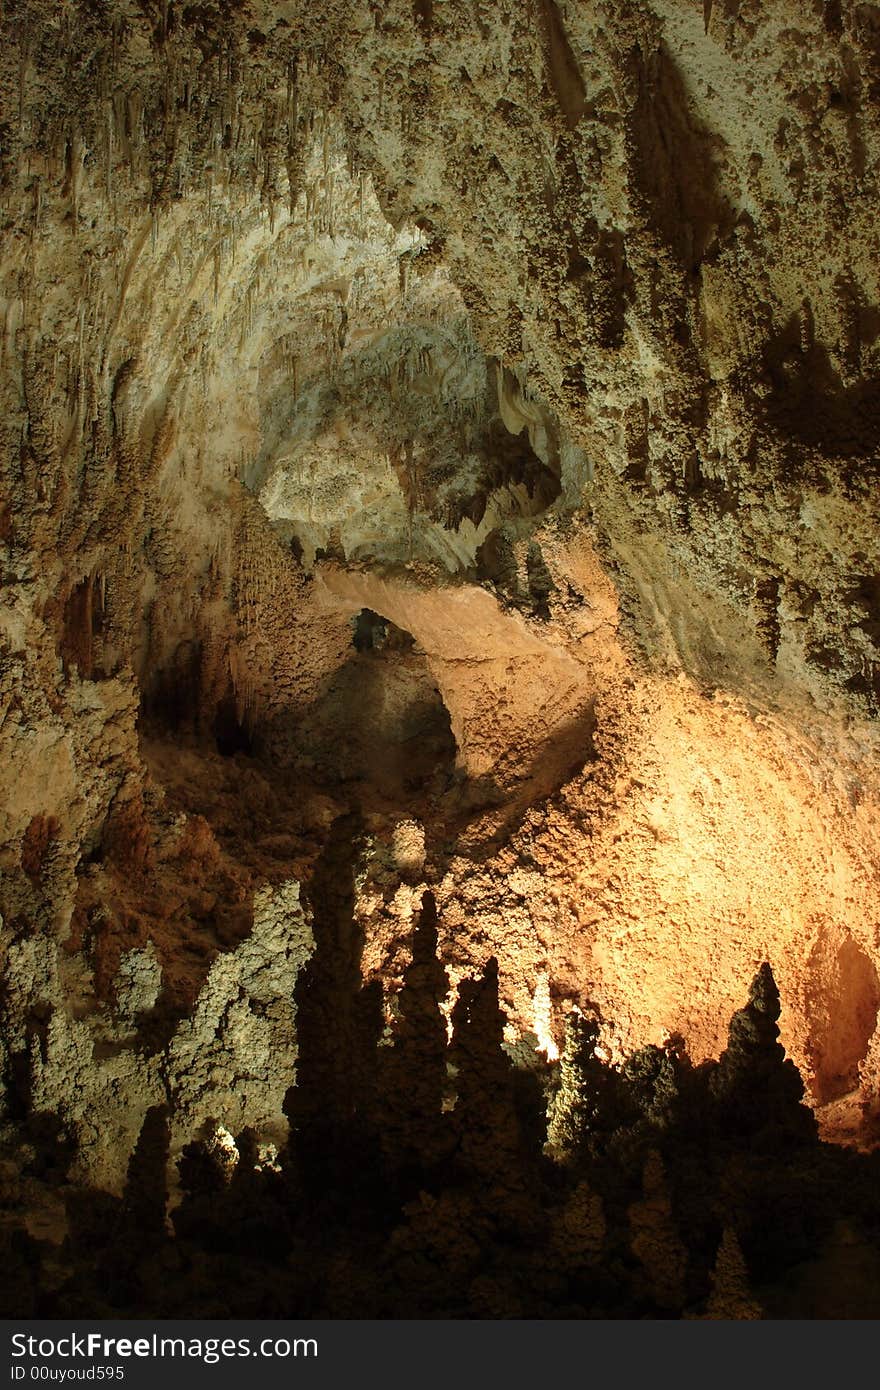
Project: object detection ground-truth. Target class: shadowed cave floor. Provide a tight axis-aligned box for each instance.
[5,865,880,1319]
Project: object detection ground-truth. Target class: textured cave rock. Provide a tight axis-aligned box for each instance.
[0,0,879,1298]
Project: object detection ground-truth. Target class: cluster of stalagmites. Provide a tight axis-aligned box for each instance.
[3,895,880,1320]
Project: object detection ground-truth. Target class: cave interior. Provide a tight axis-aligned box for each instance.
[2,0,880,1320]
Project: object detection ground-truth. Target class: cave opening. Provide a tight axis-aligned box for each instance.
[351,607,415,654]
[138,639,202,736]
[293,609,458,800]
[212,693,254,758]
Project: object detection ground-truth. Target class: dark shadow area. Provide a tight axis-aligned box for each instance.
[280,634,458,802]
[351,608,416,654]
[629,41,735,272]
[7,951,880,1318]
[533,0,588,130]
[375,891,453,1187]
[58,572,109,680]
[138,637,202,734]
[212,690,254,757]
[283,810,385,1207]
[760,312,880,465]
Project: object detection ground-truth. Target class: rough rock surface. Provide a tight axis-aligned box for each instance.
[0,0,879,1209]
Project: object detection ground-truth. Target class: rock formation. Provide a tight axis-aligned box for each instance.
[1,0,880,1317]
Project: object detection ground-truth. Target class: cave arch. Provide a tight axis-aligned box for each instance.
[311,567,597,800]
[290,605,458,800]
